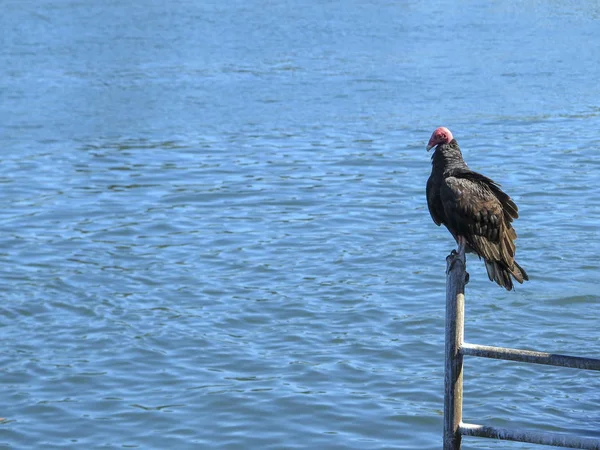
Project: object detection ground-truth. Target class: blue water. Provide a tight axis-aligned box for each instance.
[1,1,600,448]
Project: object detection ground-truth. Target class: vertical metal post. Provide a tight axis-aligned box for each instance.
[444,251,466,450]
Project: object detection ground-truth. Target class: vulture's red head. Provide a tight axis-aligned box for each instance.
[426,127,453,151]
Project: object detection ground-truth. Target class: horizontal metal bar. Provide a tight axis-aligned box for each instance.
[460,422,600,449]
[462,343,600,371]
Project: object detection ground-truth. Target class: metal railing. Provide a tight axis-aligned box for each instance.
[444,252,600,450]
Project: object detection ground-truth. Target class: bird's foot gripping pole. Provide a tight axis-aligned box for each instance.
[446,237,469,285]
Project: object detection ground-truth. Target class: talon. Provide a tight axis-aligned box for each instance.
[446,248,467,275]
[447,252,459,273]
[445,252,454,271]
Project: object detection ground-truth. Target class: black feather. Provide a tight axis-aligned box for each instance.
[426,138,528,291]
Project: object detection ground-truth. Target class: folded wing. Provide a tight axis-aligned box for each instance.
[439,171,528,290]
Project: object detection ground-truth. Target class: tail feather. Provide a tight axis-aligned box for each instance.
[484,259,528,291]
[513,260,529,282]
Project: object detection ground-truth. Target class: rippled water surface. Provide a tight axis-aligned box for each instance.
[1,1,600,448]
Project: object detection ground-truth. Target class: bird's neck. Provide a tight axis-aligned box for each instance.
[431,140,469,175]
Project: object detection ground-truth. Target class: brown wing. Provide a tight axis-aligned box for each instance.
[461,171,519,223]
[439,174,517,266]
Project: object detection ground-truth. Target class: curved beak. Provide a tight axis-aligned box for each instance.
[426,144,434,152]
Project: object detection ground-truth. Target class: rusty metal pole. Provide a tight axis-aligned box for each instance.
[444,251,467,450]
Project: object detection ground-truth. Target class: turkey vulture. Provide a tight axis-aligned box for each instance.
[426,127,528,290]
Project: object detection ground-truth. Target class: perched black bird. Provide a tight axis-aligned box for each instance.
[426,127,528,290]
